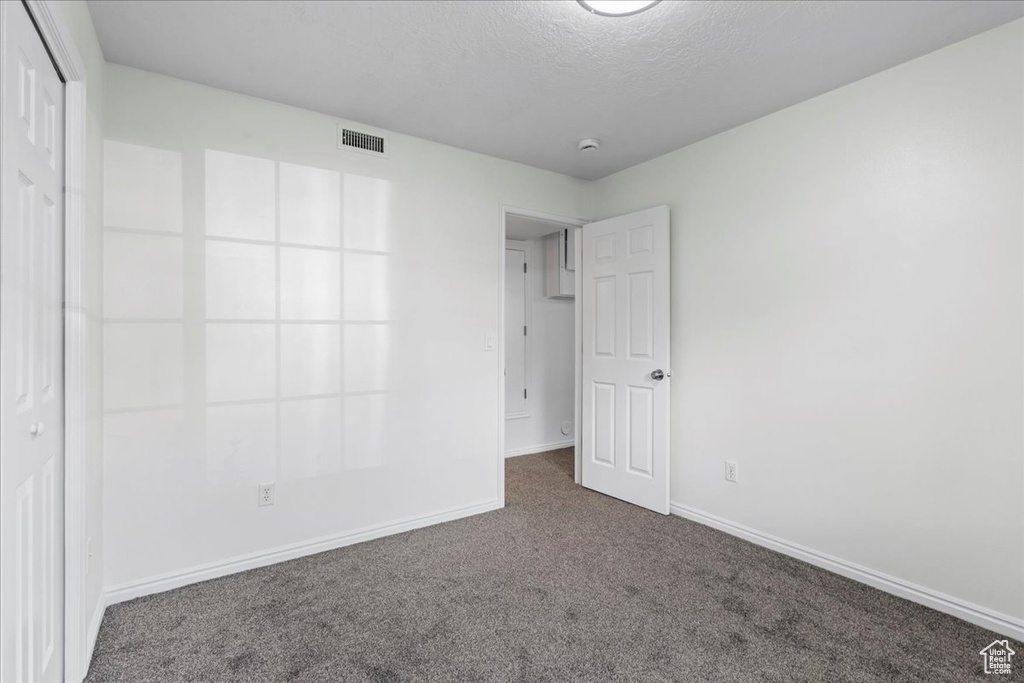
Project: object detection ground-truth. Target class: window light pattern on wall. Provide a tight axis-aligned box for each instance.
[101,140,392,492]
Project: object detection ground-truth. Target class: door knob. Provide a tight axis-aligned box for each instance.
[651,369,667,381]
[29,422,44,436]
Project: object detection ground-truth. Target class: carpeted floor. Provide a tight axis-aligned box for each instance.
[86,449,999,682]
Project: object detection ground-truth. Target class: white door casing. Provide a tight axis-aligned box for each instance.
[504,243,528,417]
[580,206,670,514]
[1,2,66,681]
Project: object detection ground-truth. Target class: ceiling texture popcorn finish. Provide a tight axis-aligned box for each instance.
[87,0,1024,180]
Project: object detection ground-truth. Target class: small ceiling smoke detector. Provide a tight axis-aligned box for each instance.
[579,138,601,152]
[577,1,660,17]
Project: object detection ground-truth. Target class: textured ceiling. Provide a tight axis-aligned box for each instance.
[87,0,1024,180]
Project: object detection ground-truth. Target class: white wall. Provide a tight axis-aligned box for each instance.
[504,236,575,456]
[591,20,1024,628]
[54,0,106,664]
[101,64,589,596]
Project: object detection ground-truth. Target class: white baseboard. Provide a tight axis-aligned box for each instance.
[85,596,105,666]
[504,440,574,458]
[670,502,1024,641]
[69,595,105,683]
[105,499,502,605]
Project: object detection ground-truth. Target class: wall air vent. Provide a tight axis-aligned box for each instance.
[338,125,388,157]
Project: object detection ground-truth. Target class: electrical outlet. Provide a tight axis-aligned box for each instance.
[725,461,738,483]
[258,483,274,506]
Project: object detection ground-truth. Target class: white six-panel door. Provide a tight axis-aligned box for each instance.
[1,2,66,681]
[581,206,670,514]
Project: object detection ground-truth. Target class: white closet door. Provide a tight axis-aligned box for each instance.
[1,3,66,681]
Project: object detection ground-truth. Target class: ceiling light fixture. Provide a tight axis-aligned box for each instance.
[577,0,661,17]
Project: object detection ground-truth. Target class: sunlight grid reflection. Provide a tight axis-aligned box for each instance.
[103,141,395,491]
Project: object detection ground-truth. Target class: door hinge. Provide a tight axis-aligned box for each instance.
[523,325,527,336]
[524,388,527,399]
[523,262,527,273]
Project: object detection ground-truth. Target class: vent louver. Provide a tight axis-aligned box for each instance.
[339,127,386,155]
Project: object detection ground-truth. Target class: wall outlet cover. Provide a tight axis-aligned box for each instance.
[725,461,738,483]
[258,483,275,506]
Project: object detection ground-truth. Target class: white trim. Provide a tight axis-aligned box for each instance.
[504,439,575,458]
[497,206,506,508]
[18,3,93,682]
[573,225,583,485]
[670,501,1024,641]
[106,499,502,605]
[502,206,587,228]
[24,1,86,80]
[85,596,105,667]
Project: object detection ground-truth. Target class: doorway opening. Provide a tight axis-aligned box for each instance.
[499,208,584,497]
[498,205,672,515]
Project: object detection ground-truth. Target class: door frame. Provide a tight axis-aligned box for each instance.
[573,222,583,485]
[6,2,91,680]
[497,206,586,507]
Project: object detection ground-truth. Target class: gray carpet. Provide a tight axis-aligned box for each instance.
[86,449,1000,682]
